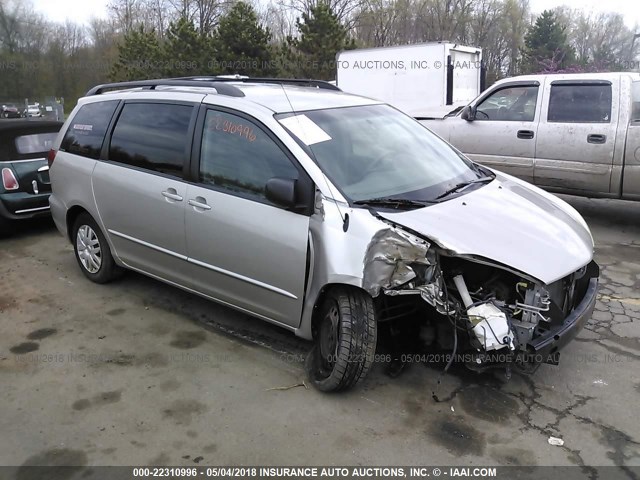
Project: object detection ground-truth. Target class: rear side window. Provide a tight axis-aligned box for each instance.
[632,82,640,123]
[199,110,298,203]
[61,101,119,159]
[548,84,612,123]
[15,132,57,154]
[109,103,193,178]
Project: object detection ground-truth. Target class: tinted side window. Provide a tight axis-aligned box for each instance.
[199,110,298,203]
[632,81,640,123]
[475,86,538,121]
[548,84,612,123]
[109,103,193,177]
[61,101,119,159]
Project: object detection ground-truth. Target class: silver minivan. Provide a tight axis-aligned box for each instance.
[49,77,599,391]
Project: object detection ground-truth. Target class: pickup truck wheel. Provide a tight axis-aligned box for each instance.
[306,287,377,392]
[72,213,122,284]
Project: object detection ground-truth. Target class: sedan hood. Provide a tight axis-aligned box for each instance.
[379,173,594,284]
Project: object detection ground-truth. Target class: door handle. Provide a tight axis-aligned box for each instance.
[188,198,211,211]
[162,189,183,202]
[587,134,606,144]
[517,130,535,139]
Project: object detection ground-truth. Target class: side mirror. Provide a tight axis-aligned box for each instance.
[461,105,476,122]
[265,177,297,208]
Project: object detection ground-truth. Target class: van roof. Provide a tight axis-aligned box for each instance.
[223,83,380,112]
[81,77,381,114]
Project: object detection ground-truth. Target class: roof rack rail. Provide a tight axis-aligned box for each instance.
[85,79,245,97]
[173,75,341,91]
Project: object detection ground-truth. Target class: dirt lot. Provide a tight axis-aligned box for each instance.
[1,195,639,474]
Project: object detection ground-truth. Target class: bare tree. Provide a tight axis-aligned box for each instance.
[279,0,366,28]
[0,0,30,53]
[141,0,172,36]
[108,0,143,34]
[262,1,297,42]
[561,9,639,67]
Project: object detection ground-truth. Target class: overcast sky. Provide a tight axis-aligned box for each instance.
[31,0,640,29]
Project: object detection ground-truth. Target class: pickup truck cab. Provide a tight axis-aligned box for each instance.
[421,72,640,200]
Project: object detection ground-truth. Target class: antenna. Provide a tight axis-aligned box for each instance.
[277,84,350,232]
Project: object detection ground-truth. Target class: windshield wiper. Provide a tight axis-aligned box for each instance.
[435,176,494,200]
[353,198,437,209]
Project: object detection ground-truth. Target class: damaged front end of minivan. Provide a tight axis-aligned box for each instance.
[361,219,599,376]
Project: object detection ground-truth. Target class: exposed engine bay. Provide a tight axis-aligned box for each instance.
[363,222,599,375]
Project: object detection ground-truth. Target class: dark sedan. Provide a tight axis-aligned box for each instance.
[0,120,63,235]
[1,104,21,119]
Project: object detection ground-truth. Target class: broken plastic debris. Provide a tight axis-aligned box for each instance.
[266,381,309,392]
[450,406,455,412]
[548,436,564,446]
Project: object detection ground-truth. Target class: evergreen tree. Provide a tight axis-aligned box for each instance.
[110,26,164,81]
[522,10,575,73]
[287,4,355,80]
[163,16,211,77]
[214,2,275,76]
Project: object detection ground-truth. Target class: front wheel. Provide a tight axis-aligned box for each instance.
[72,213,122,283]
[306,287,377,392]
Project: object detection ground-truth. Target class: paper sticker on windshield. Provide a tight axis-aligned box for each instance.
[280,115,331,146]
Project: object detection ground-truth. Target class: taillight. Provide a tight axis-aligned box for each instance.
[47,148,57,167]
[2,168,19,191]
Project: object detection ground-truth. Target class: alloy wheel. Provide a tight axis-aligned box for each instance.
[76,225,102,274]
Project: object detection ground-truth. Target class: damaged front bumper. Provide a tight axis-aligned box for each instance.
[529,275,598,359]
[463,261,599,373]
[361,219,600,374]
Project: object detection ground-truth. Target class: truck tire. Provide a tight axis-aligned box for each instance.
[306,287,377,392]
[72,213,122,284]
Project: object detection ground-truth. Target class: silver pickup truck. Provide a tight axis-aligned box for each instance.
[421,72,640,200]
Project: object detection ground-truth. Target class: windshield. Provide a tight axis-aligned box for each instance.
[276,104,483,203]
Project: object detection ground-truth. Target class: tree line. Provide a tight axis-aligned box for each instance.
[0,0,638,108]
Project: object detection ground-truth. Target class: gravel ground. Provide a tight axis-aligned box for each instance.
[0,195,639,477]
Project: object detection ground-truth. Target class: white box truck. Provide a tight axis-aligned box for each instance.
[336,42,484,118]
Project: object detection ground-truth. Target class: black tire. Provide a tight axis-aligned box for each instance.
[0,217,11,237]
[306,287,377,392]
[72,213,122,284]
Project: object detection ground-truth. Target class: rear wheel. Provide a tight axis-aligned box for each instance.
[72,213,122,283]
[306,287,377,392]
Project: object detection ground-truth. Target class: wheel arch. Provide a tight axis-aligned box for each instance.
[65,205,120,266]
[307,282,374,341]
[66,205,91,242]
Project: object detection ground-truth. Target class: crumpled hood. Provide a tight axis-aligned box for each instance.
[379,173,594,284]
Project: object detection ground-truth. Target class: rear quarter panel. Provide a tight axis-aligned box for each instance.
[49,152,100,239]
